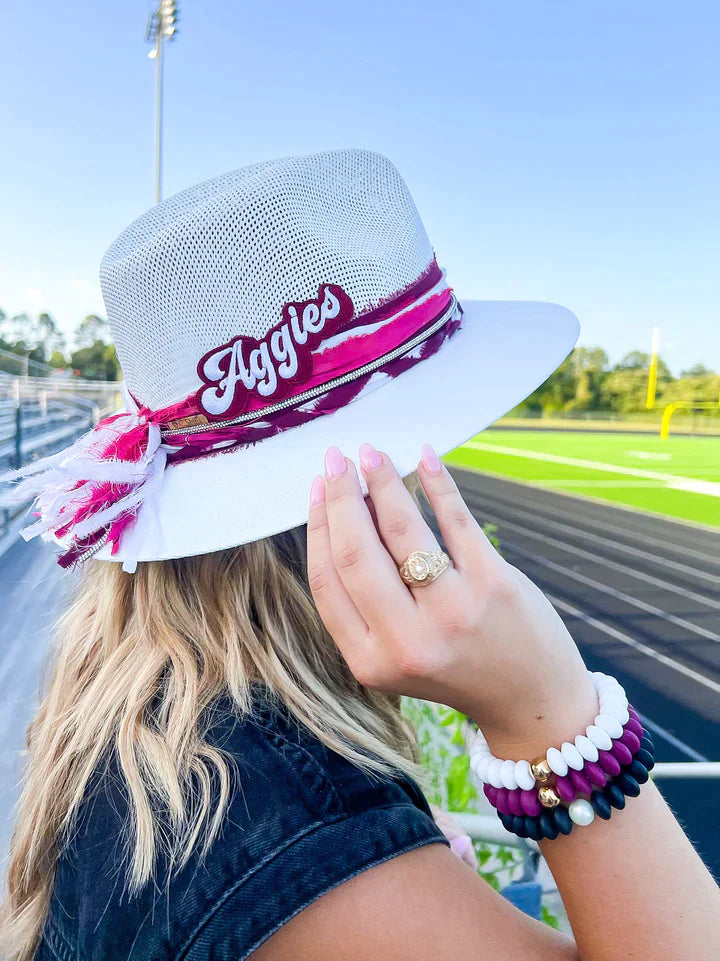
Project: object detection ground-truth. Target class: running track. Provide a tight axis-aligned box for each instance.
[0,475,718,877]
[450,467,720,877]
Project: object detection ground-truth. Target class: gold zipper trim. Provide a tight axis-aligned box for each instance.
[164,294,459,438]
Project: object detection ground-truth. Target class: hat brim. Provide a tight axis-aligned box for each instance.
[96,300,579,563]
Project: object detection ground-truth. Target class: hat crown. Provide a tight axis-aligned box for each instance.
[100,149,434,410]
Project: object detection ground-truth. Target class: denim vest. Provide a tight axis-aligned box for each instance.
[36,687,446,960]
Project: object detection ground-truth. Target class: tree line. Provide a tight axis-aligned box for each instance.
[0,308,120,381]
[1,308,718,415]
[512,346,718,416]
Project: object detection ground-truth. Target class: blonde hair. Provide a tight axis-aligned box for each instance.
[0,525,422,960]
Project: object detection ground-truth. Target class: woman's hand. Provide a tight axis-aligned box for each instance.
[430,806,479,870]
[306,442,597,758]
[306,443,720,961]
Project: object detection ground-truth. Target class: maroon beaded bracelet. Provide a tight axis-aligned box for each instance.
[483,706,645,817]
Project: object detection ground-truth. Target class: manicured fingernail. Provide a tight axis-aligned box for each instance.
[450,834,474,862]
[359,442,383,472]
[309,474,325,507]
[420,443,442,475]
[324,446,347,480]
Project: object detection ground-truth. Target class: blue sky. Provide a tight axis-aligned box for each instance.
[1,1,718,374]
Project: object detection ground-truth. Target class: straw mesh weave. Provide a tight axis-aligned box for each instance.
[100,149,434,409]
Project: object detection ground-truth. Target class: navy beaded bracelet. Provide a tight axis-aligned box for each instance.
[496,734,655,841]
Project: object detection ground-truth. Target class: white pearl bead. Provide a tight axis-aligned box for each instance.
[472,754,493,781]
[600,702,630,726]
[515,759,535,791]
[546,747,568,777]
[586,725,613,751]
[574,734,599,763]
[595,714,624,739]
[568,798,595,826]
[500,758,518,791]
[488,758,504,789]
[561,741,585,770]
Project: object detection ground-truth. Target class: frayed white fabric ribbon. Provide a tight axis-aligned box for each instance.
[0,386,171,573]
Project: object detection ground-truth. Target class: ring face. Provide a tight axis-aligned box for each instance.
[399,549,450,587]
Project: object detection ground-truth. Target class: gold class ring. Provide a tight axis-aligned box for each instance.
[398,549,451,588]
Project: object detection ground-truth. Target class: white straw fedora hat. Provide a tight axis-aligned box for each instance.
[3,148,578,571]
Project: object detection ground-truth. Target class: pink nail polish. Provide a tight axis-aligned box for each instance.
[324,446,347,480]
[420,443,442,475]
[359,442,383,472]
[450,834,474,860]
[309,475,325,507]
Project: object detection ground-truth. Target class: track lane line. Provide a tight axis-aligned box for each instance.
[545,593,720,696]
[451,466,720,565]
[505,543,720,645]
[634,712,709,763]
[470,507,720,611]
[461,484,719,585]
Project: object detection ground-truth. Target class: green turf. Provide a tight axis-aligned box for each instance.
[445,429,720,528]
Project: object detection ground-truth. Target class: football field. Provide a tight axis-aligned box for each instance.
[446,429,720,528]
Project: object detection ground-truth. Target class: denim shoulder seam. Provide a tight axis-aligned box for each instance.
[243,832,445,960]
[174,801,419,960]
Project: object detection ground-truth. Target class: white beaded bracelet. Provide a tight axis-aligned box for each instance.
[469,671,629,791]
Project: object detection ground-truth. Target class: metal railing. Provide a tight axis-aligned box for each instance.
[496,407,720,436]
[462,761,718,847]
[450,760,720,920]
[451,761,720,849]
[0,346,58,379]
[0,375,122,534]
[648,761,720,779]
[0,370,122,401]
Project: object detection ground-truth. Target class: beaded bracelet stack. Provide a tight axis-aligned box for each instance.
[469,672,655,840]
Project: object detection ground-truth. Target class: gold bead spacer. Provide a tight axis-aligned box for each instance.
[538,785,561,809]
[530,757,552,783]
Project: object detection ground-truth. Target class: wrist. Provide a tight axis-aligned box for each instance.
[472,673,656,842]
[471,672,599,761]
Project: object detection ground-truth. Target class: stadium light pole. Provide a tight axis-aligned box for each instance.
[145,1,179,204]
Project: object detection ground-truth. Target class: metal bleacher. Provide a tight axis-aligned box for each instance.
[0,374,122,531]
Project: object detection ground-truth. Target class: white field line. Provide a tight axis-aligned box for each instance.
[482,513,720,611]
[546,593,720,697]
[626,451,672,461]
[464,441,720,498]
[507,543,720,644]
[547,479,665,488]
[464,486,719,584]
